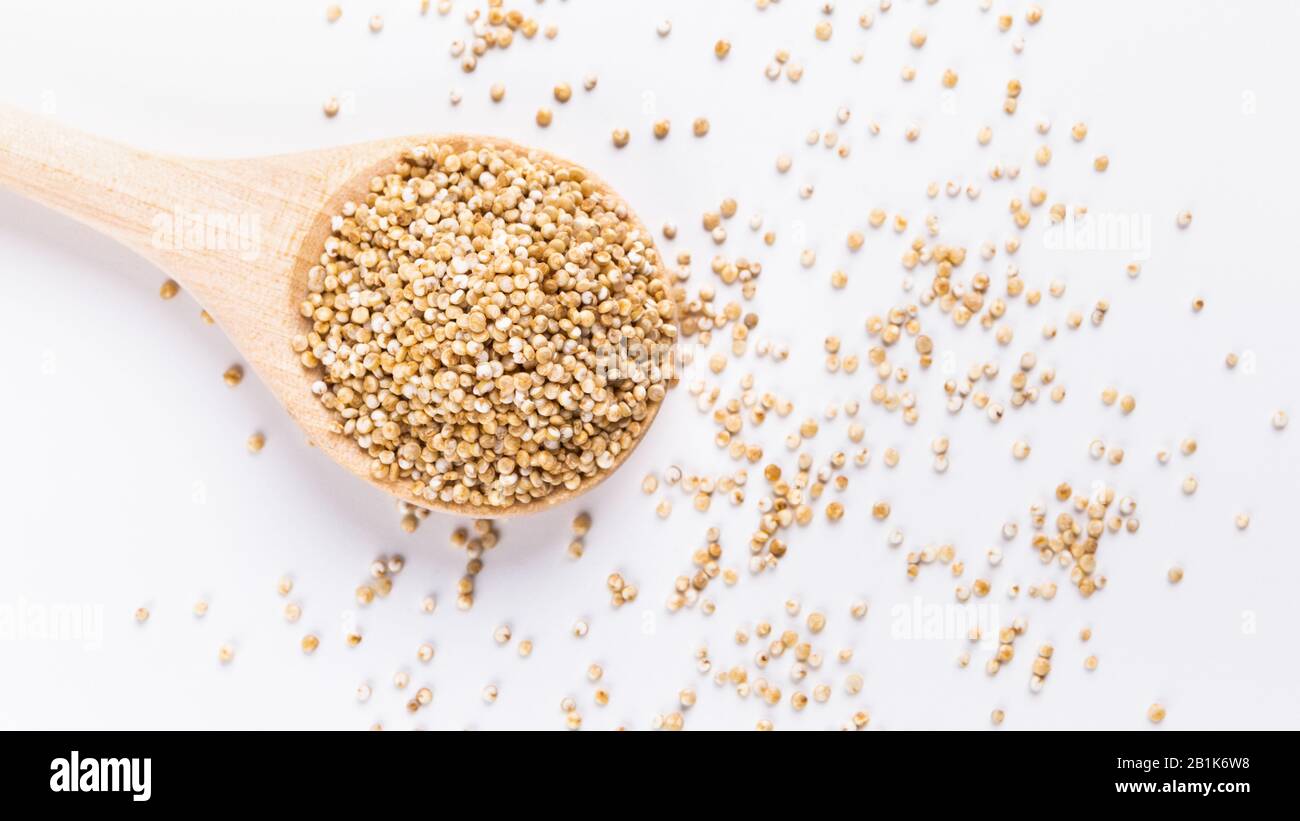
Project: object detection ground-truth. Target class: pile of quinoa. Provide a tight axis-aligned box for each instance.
[295,139,677,510]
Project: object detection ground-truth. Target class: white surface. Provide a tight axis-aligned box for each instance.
[1,0,1298,730]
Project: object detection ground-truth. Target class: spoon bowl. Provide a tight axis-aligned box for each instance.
[0,105,670,517]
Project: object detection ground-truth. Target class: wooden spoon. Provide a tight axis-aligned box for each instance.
[0,103,669,517]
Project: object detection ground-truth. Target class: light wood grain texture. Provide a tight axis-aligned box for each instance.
[0,103,668,517]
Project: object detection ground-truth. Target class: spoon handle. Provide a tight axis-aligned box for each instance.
[0,102,199,264]
[0,102,323,325]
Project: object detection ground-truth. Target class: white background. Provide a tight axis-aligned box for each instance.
[1,0,1297,730]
